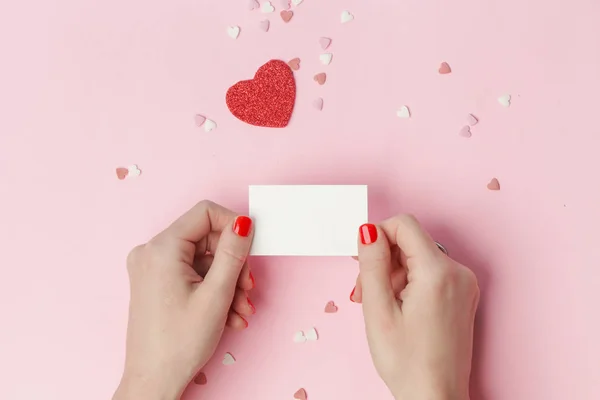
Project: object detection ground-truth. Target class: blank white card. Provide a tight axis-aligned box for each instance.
[249,185,368,256]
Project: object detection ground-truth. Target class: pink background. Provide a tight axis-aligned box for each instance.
[1,0,599,399]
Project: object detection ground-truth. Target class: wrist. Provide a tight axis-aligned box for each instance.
[113,374,183,400]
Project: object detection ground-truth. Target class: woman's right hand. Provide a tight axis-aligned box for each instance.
[353,215,480,400]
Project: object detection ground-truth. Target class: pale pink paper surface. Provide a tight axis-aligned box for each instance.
[1,1,599,400]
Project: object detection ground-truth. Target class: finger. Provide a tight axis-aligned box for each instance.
[357,223,397,316]
[231,288,255,317]
[164,200,237,243]
[237,261,254,291]
[203,216,254,296]
[196,231,223,256]
[226,310,248,330]
[380,214,439,264]
[352,268,408,304]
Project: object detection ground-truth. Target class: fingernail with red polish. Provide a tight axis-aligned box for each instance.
[242,317,249,329]
[247,298,256,314]
[249,271,255,288]
[359,223,378,245]
[233,216,252,237]
[350,287,356,302]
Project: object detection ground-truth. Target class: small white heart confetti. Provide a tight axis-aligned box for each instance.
[222,353,236,365]
[396,106,411,119]
[259,20,270,32]
[127,165,141,178]
[293,331,307,343]
[261,1,275,13]
[459,125,472,138]
[306,327,318,341]
[498,94,511,107]
[204,119,217,132]
[467,114,479,126]
[292,0,303,5]
[341,10,354,23]
[313,98,324,111]
[319,53,333,65]
[227,26,240,39]
[319,37,332,50]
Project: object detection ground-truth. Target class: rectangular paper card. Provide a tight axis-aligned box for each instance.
[249,185,368,256]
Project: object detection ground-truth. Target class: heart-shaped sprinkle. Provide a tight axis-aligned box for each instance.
[193,372,208,385]
[194,114,206,127]
[294,388,308,400]
[467,114,479,126]
[261,1,275,13]
[281,10,293,23]
[319,53,333,65]
[396,106,411,119]
[222,353,236,365]
[116,168,129,180]
[341,10,354,23]
[278,0,290,10]
[227,26,240,39]
[498,95,511,107]
[438,62,451,74]
[314,73,327,85]
[127,165,141,177]
[306,327,318,341]
[324,301,338,313]
[288,58,300,70]
[259,20,270,32]
[292,0,303,5]
[459,125,472,138]
[248,0,260,11]
[319,37,332,50]
[293,331,307,343]
[487,178,501,191]
[313,98,324,111]
[204,119,217,132]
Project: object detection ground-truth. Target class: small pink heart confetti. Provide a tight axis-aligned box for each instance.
[324,301,338,313]
[288,57,300,71]
[280,10,293,22]
[487,178,501,191]
[319,37,332,50]
[259,19,270,32]
[314,73,326,85]
[467,114,479,126]
[313,98,324,111]
[278,0,290,10]
[248,0,260,11]
[438,62,452,74]
[116,168,129,180]
[459,125,472,138]
[294,388,307,400]
[194,114,206,127]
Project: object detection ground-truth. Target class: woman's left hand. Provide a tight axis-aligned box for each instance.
[113,200,255,400]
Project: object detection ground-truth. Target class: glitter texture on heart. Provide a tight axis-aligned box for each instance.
[226,60,296,128]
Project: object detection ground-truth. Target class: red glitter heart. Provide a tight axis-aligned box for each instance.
[226,60,296,128]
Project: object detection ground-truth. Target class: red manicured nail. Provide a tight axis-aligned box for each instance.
[247,297,256,314]
[233,216,252,237]
[242,316,249,328]
[359,223,378,245]
[350,287,356,302]
[249,271,255,288]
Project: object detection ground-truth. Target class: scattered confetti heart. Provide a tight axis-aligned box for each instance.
[294,388,308,400]
[278,0,290,9]
[459,125,472,138]
[313,98,323,111]
[487,178,501,191]
[324,301,338,313]
[438,62,451,74]
[306,327,318,341]
[259,20,270,32]
[227,26,241,39]
[319,37,332,50]
[314,73,327,85]
[293,331,307,343]
[281,10,293,22]
[288,58,300,70]
[204,119,217,132]
[396,105,411,119]
[193,372,207,385]
[127,165,141,178]
[226,60,296,128]
[467,114,479,126]
[261,1,275,12]
[222,353,236,365]
[194,114,206,127]
[116,168,129,180]
[248,0,260,10]
[498,95,511,107]
[341,10,354,23]
[319,53,333,65]
[292,0,303,5]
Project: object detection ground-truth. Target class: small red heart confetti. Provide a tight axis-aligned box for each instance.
[459,125,472,138]
[226,59,296,128]
[319,37,332,50]
[467,114,479,126]
[313,98,323,111]
[438,62,452,74]
[288,58,300,71]
[194,114,206,127]
[294,388,308,400]
[259,19,270,32]
[314,73,326,85]
[487,178,501,191]
[281,10,293,22]
[193,372,207,385]
[324,301,338,313]
[116,168,129,180]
